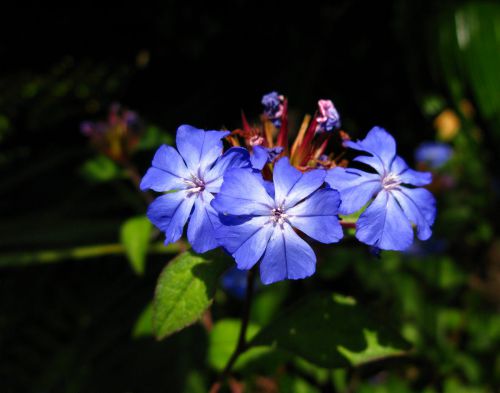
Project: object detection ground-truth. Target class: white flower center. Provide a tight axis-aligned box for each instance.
[184,175,205,195]
[270,206,288,226]
[382,173,401,191]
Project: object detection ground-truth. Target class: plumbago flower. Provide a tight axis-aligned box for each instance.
[212,157,343,284]
[140,125,250,253]
[139,93,437,285]
[326,127,436,251]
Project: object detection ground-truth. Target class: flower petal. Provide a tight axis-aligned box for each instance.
[273,157,325,208]
[215,215,273,270]
[204,147,251,193]
[287,188,343,243]
[147,191,195,245]
[356,190,413,251]
[392,188,435,241]
[345,126,396,174]
[259,224,316,284]
[211,169,274,216]
[140,145,190,191]
[391,156,432,186]
[187,191,221,253]
[250,145,269,170]
[325,167,381,215]
[176,124,229,174]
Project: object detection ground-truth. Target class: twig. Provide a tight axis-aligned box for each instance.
[0,241,184,268]
[209,268,256,391]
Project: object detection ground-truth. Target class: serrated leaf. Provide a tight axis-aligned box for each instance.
[208,319,272,372]
[153,250,231,340]
[250,292,409,368]
[120,216,152,275]
[80,155,122,182]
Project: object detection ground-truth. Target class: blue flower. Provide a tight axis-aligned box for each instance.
[261,91,284,128]
[415,141,453,169]
[140,125,250,253]
[315,99,341,133]
[221,267,249,299]
[326,127,436,251]
[212,157,343,284]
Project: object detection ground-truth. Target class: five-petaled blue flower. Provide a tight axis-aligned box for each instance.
[140,125,250,253]
[212,157,343,284]
[326,127,436,251]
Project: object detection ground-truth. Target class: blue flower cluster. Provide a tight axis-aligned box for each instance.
[141,106,436,284]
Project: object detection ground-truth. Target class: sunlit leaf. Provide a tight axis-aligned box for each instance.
[153,250,231,340]
[251,292,409,368]
[132,302,154,338]
[120,216,152,274]
[207,319,271,372]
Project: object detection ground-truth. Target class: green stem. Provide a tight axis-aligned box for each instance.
[221,268,256,377]
[0,241,183,268]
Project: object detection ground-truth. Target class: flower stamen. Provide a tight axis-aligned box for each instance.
[382,173,401,191]
[270,206,288,227]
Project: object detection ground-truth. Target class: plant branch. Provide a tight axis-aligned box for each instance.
[210,268,256,392]
[0,241,184,268]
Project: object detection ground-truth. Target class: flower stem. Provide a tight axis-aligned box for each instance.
[213,267,256,389]
[0,241,184,268]
[340,221,356,229]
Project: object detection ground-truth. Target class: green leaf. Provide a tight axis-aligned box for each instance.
[337,329,406,367]
[279,374,321,393]
[207,319,272,371]
[251,292,409,368]
[431,2,500,140]
[132,302,154,338]
[136,125,173,151]
[250,281,289,326]
[120,216,152,275]
[153,250,231,340]
[80,155,122,182]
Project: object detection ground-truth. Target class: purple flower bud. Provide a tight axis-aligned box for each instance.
[261,91,284,128]
[315,99,341,133]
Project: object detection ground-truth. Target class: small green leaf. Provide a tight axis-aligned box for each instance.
[136,125,173,151]
[153,250,231,340]
[208,319,271,371]
[120,216,152,275]
[251,292,409,368]
[80,155,122,182]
